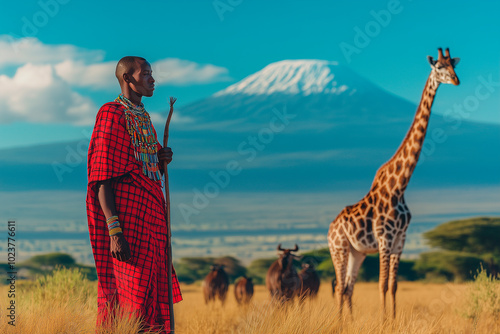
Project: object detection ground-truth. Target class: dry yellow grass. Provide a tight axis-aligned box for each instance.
[175,281,499,334]
[1,268,499,333]
[0,268,155,334]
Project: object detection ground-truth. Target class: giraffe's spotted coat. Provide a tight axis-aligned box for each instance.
[327,48,460,319]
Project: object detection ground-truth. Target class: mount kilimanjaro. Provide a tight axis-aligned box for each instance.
[178,59,415,130]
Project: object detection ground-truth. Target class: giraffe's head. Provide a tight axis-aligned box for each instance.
[427,48,460,85]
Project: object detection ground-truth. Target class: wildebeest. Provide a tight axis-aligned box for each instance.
[266,244,301,303]
[202,264,229,305]
[298,263,320,300]
[234,276,254,305]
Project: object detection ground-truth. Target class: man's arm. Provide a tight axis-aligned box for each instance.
[97,180,131,262]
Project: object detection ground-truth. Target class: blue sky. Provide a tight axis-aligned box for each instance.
[0,0,498,149]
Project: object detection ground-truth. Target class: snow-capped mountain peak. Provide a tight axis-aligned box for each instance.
[214,59,357,97]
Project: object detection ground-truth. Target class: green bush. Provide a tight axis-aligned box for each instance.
[174,256,246,283]
[415,251,484,282]
[246,258,276,285]
[463,266,500,321]
[419,217,500,281]
[26,253,76,267]
[398,258,423,281]
[316,258,334,280]
[23,266,96,304]
[424,217,500,255]
[0,253,97,283]
[306,252,420,282]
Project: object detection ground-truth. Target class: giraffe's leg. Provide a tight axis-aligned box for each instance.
[329,245,348,317]
[345,245,366,316]
[378,248,391,319]
[389,252,401,319]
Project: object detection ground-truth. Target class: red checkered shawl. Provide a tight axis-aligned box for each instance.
[86,102,182,333]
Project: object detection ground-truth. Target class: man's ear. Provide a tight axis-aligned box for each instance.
[123,73,131,83]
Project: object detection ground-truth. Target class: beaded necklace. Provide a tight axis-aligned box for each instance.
[115,94,161,181]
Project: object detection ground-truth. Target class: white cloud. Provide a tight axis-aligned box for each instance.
[54,60,116,89]
[0,35,232,125]
[0,35,104,67]
[53,58,231,90]
[0,63,96,125]
[149,112,195,126]
[152,58,231,85]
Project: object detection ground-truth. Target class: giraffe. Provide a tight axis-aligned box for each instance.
[327,48,460,319]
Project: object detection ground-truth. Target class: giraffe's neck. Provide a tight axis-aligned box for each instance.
[372,73,439,193]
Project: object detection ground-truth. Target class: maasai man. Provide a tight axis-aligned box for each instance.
[86,56,182,333]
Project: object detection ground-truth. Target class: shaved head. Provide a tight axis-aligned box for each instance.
[115,56,146,86]
[115,56,155,103]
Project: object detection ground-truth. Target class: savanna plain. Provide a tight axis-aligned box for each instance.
[1,267,499,334]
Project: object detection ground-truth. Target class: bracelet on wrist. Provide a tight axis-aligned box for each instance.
[109,227,123,236]
[106,215,119,225]
[106,215,122,236]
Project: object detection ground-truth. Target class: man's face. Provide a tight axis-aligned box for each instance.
[129,60,155,97]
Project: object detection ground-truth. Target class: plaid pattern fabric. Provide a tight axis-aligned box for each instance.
[86,102,182,333]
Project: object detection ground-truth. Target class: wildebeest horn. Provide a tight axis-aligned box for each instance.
[277,244,284,251]
[292,244,299,252]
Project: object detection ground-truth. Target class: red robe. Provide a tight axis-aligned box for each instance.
[86,102,182,333]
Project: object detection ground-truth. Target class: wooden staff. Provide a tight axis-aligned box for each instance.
[163,96,176,333]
